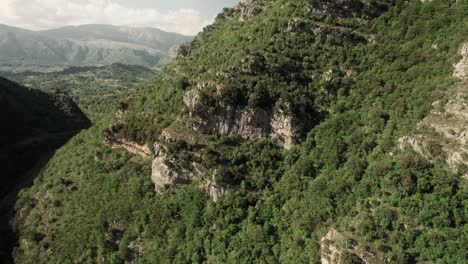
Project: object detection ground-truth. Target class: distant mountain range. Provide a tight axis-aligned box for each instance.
[0,24,192,70]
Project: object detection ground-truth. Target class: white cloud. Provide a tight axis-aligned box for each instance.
[0,0,212,35]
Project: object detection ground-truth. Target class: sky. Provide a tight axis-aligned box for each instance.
[0,0,240,35]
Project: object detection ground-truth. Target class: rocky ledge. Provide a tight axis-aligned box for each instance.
[103,136,152,159]
[320,229,384,264]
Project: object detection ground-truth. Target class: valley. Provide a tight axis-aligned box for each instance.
[2,64,157,121]
[1,0,467,263]
[0,22,191,263]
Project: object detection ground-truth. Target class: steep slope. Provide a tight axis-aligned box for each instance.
[0,77,90,150]
[0,24,192,69]
[0,77,90,261]
[400,43,468,180]
[10,1,468,263]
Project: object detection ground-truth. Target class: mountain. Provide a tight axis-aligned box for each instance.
[2,63,157,121]
[41,24,191,52]
[7,0,468,263]
[0,24,192,69]
[0,77,90,261]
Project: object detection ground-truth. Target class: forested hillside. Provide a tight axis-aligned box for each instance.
[9,0,468,263]
[0,77,90,261]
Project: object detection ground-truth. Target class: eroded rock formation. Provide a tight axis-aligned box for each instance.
[185,86,299,149]
[191,105,297,149]
[151,142,192,189]
[454,43,468,79]
[320,229,384,264]
[238,0,266,21]
[399,43,468,179]
[150,126,225,201]
[104,137,152,158]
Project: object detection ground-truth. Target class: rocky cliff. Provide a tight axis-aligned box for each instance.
[185,84,298,150]
[9,1,468,263]
[104,137,152,158]
[107,0,384,200]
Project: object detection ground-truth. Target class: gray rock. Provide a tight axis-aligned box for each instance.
[191,104,297,150]
[399,42,468,179]
[454,43,468,79]
[151,141,225,201]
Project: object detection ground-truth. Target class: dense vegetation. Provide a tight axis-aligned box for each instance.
[0,77,90,261]
[8,1,468,263]
[3,64,156,121]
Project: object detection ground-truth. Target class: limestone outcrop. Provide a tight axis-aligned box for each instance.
[238,0,266,21]
[104,136,151,158]
[321,229,344,264]
[191,104,297,150]
[151,142,192,189]
[320,229,379,264]
[185,85,299,149]
[150,127,225,201]
[399,43,468,179]
[454,43,468,79]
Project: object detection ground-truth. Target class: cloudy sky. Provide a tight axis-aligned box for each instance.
[0,0,240,35]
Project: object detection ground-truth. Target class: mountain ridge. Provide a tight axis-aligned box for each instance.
[6,0,468,263]
[0,23,192,69]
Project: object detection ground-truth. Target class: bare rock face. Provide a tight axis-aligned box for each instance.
[192,104,297,149]
[199,173,225,202]
[104,136,151,158]
[151,137,225,201]
[184,83,300,149]
[193,106,268,139]
[321,229,344,264]
[183,88,201,109]
[454,43,468,79]
[320,229,376,264]
[150,77,302,200]
[149,82,301,201]
[238,0,266,21]
[399,43,468,179]
[151,143,192,189]
[271,106,296,149]
[398,135,434,159]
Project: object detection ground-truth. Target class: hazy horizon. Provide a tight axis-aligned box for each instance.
[1,0,240,35]
[0,23,199,36]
